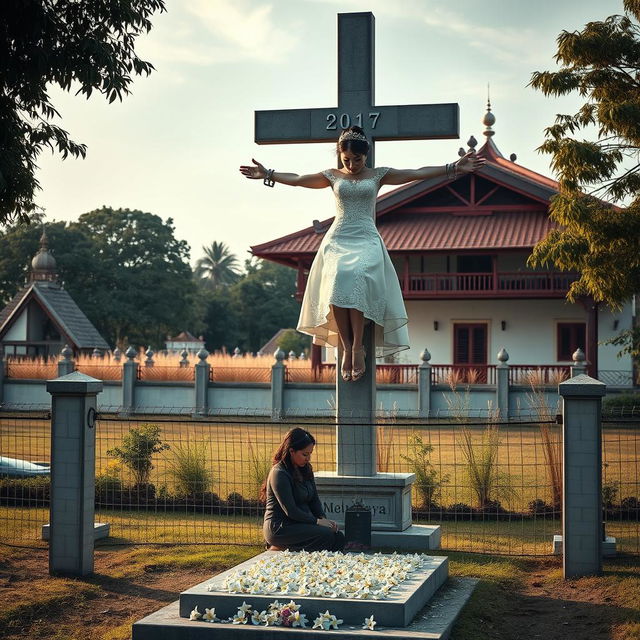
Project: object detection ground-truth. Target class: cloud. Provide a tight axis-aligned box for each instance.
[185,0,300,63]
[421,7,545,66]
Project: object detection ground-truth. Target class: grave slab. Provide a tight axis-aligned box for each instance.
[132,577,477,640]
[178,551,448,628]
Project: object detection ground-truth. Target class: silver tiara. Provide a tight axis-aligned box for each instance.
[339,130,368,143]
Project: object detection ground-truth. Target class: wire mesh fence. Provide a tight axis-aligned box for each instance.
[1,407,638,556]
[601,411,640,555]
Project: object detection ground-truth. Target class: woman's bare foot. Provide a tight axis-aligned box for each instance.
[268,545,286,551]
[341,347,352,382]
[352,346,366,381]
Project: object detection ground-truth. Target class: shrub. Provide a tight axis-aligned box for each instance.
[95,462,123,503]
[400,433,448,508]
[602,479,620,508]
[528,499,558,516]
[0,476,50,504]
[602,392,640,412]
[167,445,213,497]
[107,423,169,486]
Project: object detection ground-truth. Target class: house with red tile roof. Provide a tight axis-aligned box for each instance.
[251,106,635,386]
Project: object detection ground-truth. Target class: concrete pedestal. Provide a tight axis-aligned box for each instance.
[314,471,415,531]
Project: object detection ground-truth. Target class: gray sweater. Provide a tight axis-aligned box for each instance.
[264,461,325,527]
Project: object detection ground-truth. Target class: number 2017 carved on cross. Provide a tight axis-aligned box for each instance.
[326,112,381,130]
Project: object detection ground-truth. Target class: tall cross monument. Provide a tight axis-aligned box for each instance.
[255,12,458,545]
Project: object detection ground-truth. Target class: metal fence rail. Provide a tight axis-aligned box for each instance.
[2,409,638,556]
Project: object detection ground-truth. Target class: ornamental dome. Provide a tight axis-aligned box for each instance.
[29,230,58,283]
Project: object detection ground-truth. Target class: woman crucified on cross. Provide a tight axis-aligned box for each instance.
[240,126,484,381]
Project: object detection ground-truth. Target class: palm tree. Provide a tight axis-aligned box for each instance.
[194,241,241,289]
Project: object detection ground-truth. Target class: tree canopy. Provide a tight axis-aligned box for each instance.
[0,0,165,225]
[0,207,201,348]
[201,259,302,354]
[528,0,640,356]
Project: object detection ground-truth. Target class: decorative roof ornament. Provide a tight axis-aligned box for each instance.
[482,86,496,138]
[467,135,478,151]
[29,226,58,283]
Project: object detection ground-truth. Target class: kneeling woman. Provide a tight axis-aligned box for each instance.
[262,428,345,552]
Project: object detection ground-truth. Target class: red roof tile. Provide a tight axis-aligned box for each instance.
[252,209,556,258]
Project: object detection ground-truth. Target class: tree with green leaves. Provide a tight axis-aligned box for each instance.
[0,207,202,349]
[0,0,165,225]
[201,259,302,353]
[194,241,241,289]
[528,0,640,356]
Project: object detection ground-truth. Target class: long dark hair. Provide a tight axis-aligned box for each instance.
[260,428,316,502]
[336,125,370,156]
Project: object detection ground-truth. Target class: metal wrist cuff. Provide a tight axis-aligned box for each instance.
[263,168,275,187]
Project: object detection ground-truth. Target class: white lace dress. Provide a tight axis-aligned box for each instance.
[296,167,409,357]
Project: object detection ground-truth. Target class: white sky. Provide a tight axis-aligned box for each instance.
[35,0,622,267]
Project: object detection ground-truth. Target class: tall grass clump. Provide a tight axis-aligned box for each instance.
[526,374,562,510]
[246,439,272,500]
[167,445,213,496]
[401,433,448,508]
[377,402,398,473]
[456,424,517,509]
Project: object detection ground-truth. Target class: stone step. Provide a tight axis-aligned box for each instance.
[177,551,448,628]
[132,577,478,640]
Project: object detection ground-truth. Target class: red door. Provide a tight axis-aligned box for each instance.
[453,323,488,382]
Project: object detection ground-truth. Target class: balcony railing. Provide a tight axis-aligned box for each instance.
[403,271,580,298]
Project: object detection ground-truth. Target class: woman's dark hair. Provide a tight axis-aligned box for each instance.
[260,428,316,502]
[336,125,370,156]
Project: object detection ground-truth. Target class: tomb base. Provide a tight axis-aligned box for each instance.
[132,576,478,640]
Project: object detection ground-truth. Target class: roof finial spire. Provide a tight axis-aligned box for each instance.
[483,83,495,138]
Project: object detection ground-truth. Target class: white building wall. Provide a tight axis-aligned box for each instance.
[402,298,634,375]
[3,308,28,341]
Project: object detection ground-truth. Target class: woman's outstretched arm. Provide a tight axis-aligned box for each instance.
[381,151,485,186]
[239,158,330,189]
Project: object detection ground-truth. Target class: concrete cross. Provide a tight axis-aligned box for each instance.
[255,12,460,168]
[254,12,460,488]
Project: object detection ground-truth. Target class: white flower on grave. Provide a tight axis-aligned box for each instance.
[238,601,252,614]
[264,611,280,626]
[251,610,266,625]
[189,606,202,621]
[203,607,218,622]
[290,610,308,628]
[232,611,248,625]
[363,615,377,630]
[312,615,326,630]
[328,613,343,629]
[268,599,282,612]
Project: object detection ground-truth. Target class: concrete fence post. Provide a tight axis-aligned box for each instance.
[57,344,75,376]
[271,348,286,421]
[122,346,138,414]
[571,348,588,377]
[496,347,509,419]
[418,348,432,418]
[559,373,607,578]
[194,348,210,416]
[46,372,103,576]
